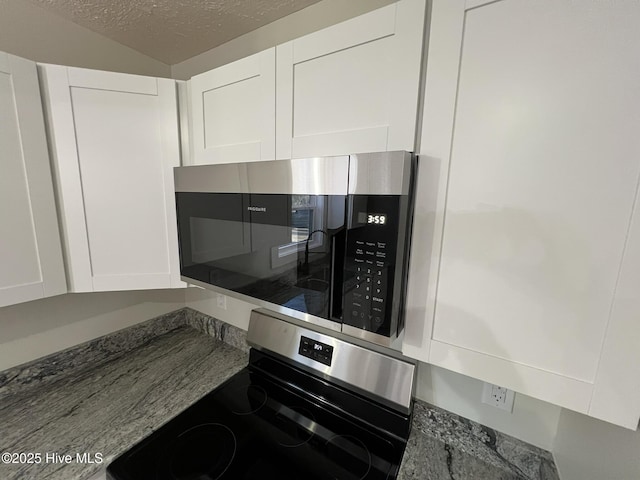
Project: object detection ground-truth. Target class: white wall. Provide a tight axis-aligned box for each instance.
[553,409,640,480]
[0,0,170,77]
[185,288,255,331]
[0,289,186,371]
[171,0,396,79]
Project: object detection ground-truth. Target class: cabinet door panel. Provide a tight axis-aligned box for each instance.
[293,38,393,138]
[433,0,640,382]
[589,188,640,428]
[0,53,65,307]
[202,76,262,154]
[41,65,182,292]
[0,71,41,287]
[190,48,275,164]
[276,0,426,159]
[70,88,170,282]
[68,67,157,94]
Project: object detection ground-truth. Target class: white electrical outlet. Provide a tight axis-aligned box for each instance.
[481,382,515,412]
[216,293,227,310]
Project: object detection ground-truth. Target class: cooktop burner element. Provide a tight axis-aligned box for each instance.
[272,406,315,448]
[226,384,267,415]
[325,435,372,480]
[162,424,236,480]
[107,310,415,480]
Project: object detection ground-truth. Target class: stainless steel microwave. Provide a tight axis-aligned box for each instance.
[174,151,416,348]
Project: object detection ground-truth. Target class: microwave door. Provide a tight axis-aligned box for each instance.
[248,193,345,321]
[176,192,253,289]
[174,157,351,331]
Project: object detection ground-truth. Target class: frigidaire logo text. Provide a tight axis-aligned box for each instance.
[247,206,267,212]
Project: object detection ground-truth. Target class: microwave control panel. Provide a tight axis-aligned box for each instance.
[343,195,402,338]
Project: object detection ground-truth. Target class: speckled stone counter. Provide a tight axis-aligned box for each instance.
[0,308,559,480]
[0,310,248,480]
[400,401,558,480]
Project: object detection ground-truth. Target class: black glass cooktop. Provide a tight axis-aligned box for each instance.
[107,350,411,480]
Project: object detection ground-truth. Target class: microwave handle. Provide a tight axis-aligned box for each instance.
[329,229,345,321]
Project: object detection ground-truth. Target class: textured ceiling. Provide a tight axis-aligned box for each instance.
[28,0,322,64]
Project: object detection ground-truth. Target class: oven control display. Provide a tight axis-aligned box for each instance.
[298,336,333,366]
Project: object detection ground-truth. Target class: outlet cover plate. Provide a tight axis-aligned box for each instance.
[482,382,515,412]
[216,293,227,310]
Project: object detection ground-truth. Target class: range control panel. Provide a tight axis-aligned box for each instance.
[343,195,402,338]
[298,336,334,366]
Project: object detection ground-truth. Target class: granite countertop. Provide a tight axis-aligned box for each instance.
[0,308,559,480]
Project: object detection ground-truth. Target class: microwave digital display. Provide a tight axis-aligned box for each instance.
[357,212,388,225]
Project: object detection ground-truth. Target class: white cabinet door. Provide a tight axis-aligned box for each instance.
[0,52,66,307]
[589,189,640,429]
[40,65,183,292]
[189,48,275,165]
[276,0,426,159]
[404,0,640,425]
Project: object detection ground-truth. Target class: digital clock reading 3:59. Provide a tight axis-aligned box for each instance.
[357,212,388,225]
[367,214,386,225]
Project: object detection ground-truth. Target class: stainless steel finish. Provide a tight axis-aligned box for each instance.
[182,277,342,333]
[348,151,414,195]
[342,324,399,349]
[247,309,415,414]
[345,152,417,350]
[243,306,412,361]
[175,162,249,193]
[175,156,349,195]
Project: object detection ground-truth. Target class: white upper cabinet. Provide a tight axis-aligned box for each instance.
[39,65,183,292]
[0,52,66,307]
[275,0,426,159]
[589,190,640,428]
[188,48,276,165]
[404,0,640,428]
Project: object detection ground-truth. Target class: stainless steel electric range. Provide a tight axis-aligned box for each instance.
[107,309,416,480]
